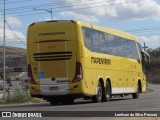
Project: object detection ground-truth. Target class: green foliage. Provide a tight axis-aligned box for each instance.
[5,90,32,104]
[145,47,160,84]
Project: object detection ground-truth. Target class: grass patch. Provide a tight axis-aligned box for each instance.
[147,81,160,85]
[5,90,32,104]
[146,88,154,93]
[31,98,46,103]
[0,98,5,105]
[0,91,46,105]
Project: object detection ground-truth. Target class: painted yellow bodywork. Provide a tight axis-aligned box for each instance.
[27,20,146,97]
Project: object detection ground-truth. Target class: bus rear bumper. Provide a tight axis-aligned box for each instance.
[29,81,85,99]
[30,84,84,99]
[40,84,70,96]
[29,84,70,96]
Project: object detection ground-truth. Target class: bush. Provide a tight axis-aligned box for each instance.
[5,90,32,104]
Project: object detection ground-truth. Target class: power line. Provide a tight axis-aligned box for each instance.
[0,37,26,41]
[1,0,114,13]
[1,0,142,15]
[0,0,33,4]
[0,36,25,39]
[136,33,160,36]
[0,39,26,43]
[1,20,160,38]
[125,27,160,35]
[128,29,160,34]
[0,0,8,4]
[1,0,89,11]
[0,0,159,44]
[125,26,160,32]
[0,0,143,18]
[5,20,26,46]
[1,0,97,10]
[0,41,26,44]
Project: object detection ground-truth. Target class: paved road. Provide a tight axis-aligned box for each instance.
[0,84,160,119]
[0,84,160,111]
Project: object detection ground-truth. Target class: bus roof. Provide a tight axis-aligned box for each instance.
[29,20,138,43]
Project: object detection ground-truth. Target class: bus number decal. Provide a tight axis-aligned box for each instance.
[91,57,111,65]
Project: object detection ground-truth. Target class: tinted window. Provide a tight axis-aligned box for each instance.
[82,27,92,49]
[125,41,139,60]
[137,43,143,51]
[92,31,100,46]
[82,26,139,60]
[137,43,143,60]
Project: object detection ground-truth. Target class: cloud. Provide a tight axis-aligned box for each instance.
[137,35,160,48]
[39,17,57,21]
[0,16,22,27]
[110,0,160,21]
[60,11,98,22]
[58,0,160,22]
[0,28,26,41]
[6,16,22,27]
[0,16,26,47]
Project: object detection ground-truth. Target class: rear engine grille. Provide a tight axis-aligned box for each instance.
[33,51,72,61]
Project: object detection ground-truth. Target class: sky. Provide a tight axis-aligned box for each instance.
[0,0,160,49]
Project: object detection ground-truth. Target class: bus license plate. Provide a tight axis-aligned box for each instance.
[49,86,59,91]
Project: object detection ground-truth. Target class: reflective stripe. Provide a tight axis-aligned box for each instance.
[112,87,135,94]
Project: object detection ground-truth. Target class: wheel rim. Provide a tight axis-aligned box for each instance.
[97,84,102,101]
[106,82,110,99]
[137,83,140,94]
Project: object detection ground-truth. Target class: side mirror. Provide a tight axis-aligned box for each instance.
[141,50,150,72]
[142,50,150,65]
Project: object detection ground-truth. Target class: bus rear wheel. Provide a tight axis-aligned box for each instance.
[92,81,102,103]
[104,81,111,102]
[120,94,124,97]
[60,97,74,105]
[132,82,141,99]
[49,98,59,105]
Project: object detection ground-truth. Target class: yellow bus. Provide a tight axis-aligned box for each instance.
[27,20,150,105]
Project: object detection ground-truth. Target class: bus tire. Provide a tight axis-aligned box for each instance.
[92,81,102,103]
[49,98,59,105]
[132,82,140,99]
[60,97,74,105]
[120,94,124,97]
[104,81,111,102]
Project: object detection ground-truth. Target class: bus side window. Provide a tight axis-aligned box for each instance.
[137,43,143,63]
[82,27,92,49]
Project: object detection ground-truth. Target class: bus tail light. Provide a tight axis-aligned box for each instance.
[72,62,83,83]
[28,64,36,84]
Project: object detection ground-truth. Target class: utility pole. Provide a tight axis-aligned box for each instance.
[50,8,53,20]
[33,8,53,20]
[3,0,6,99]
[143,42,148,51]
[154,50,159,63]
[155,51,157,63]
